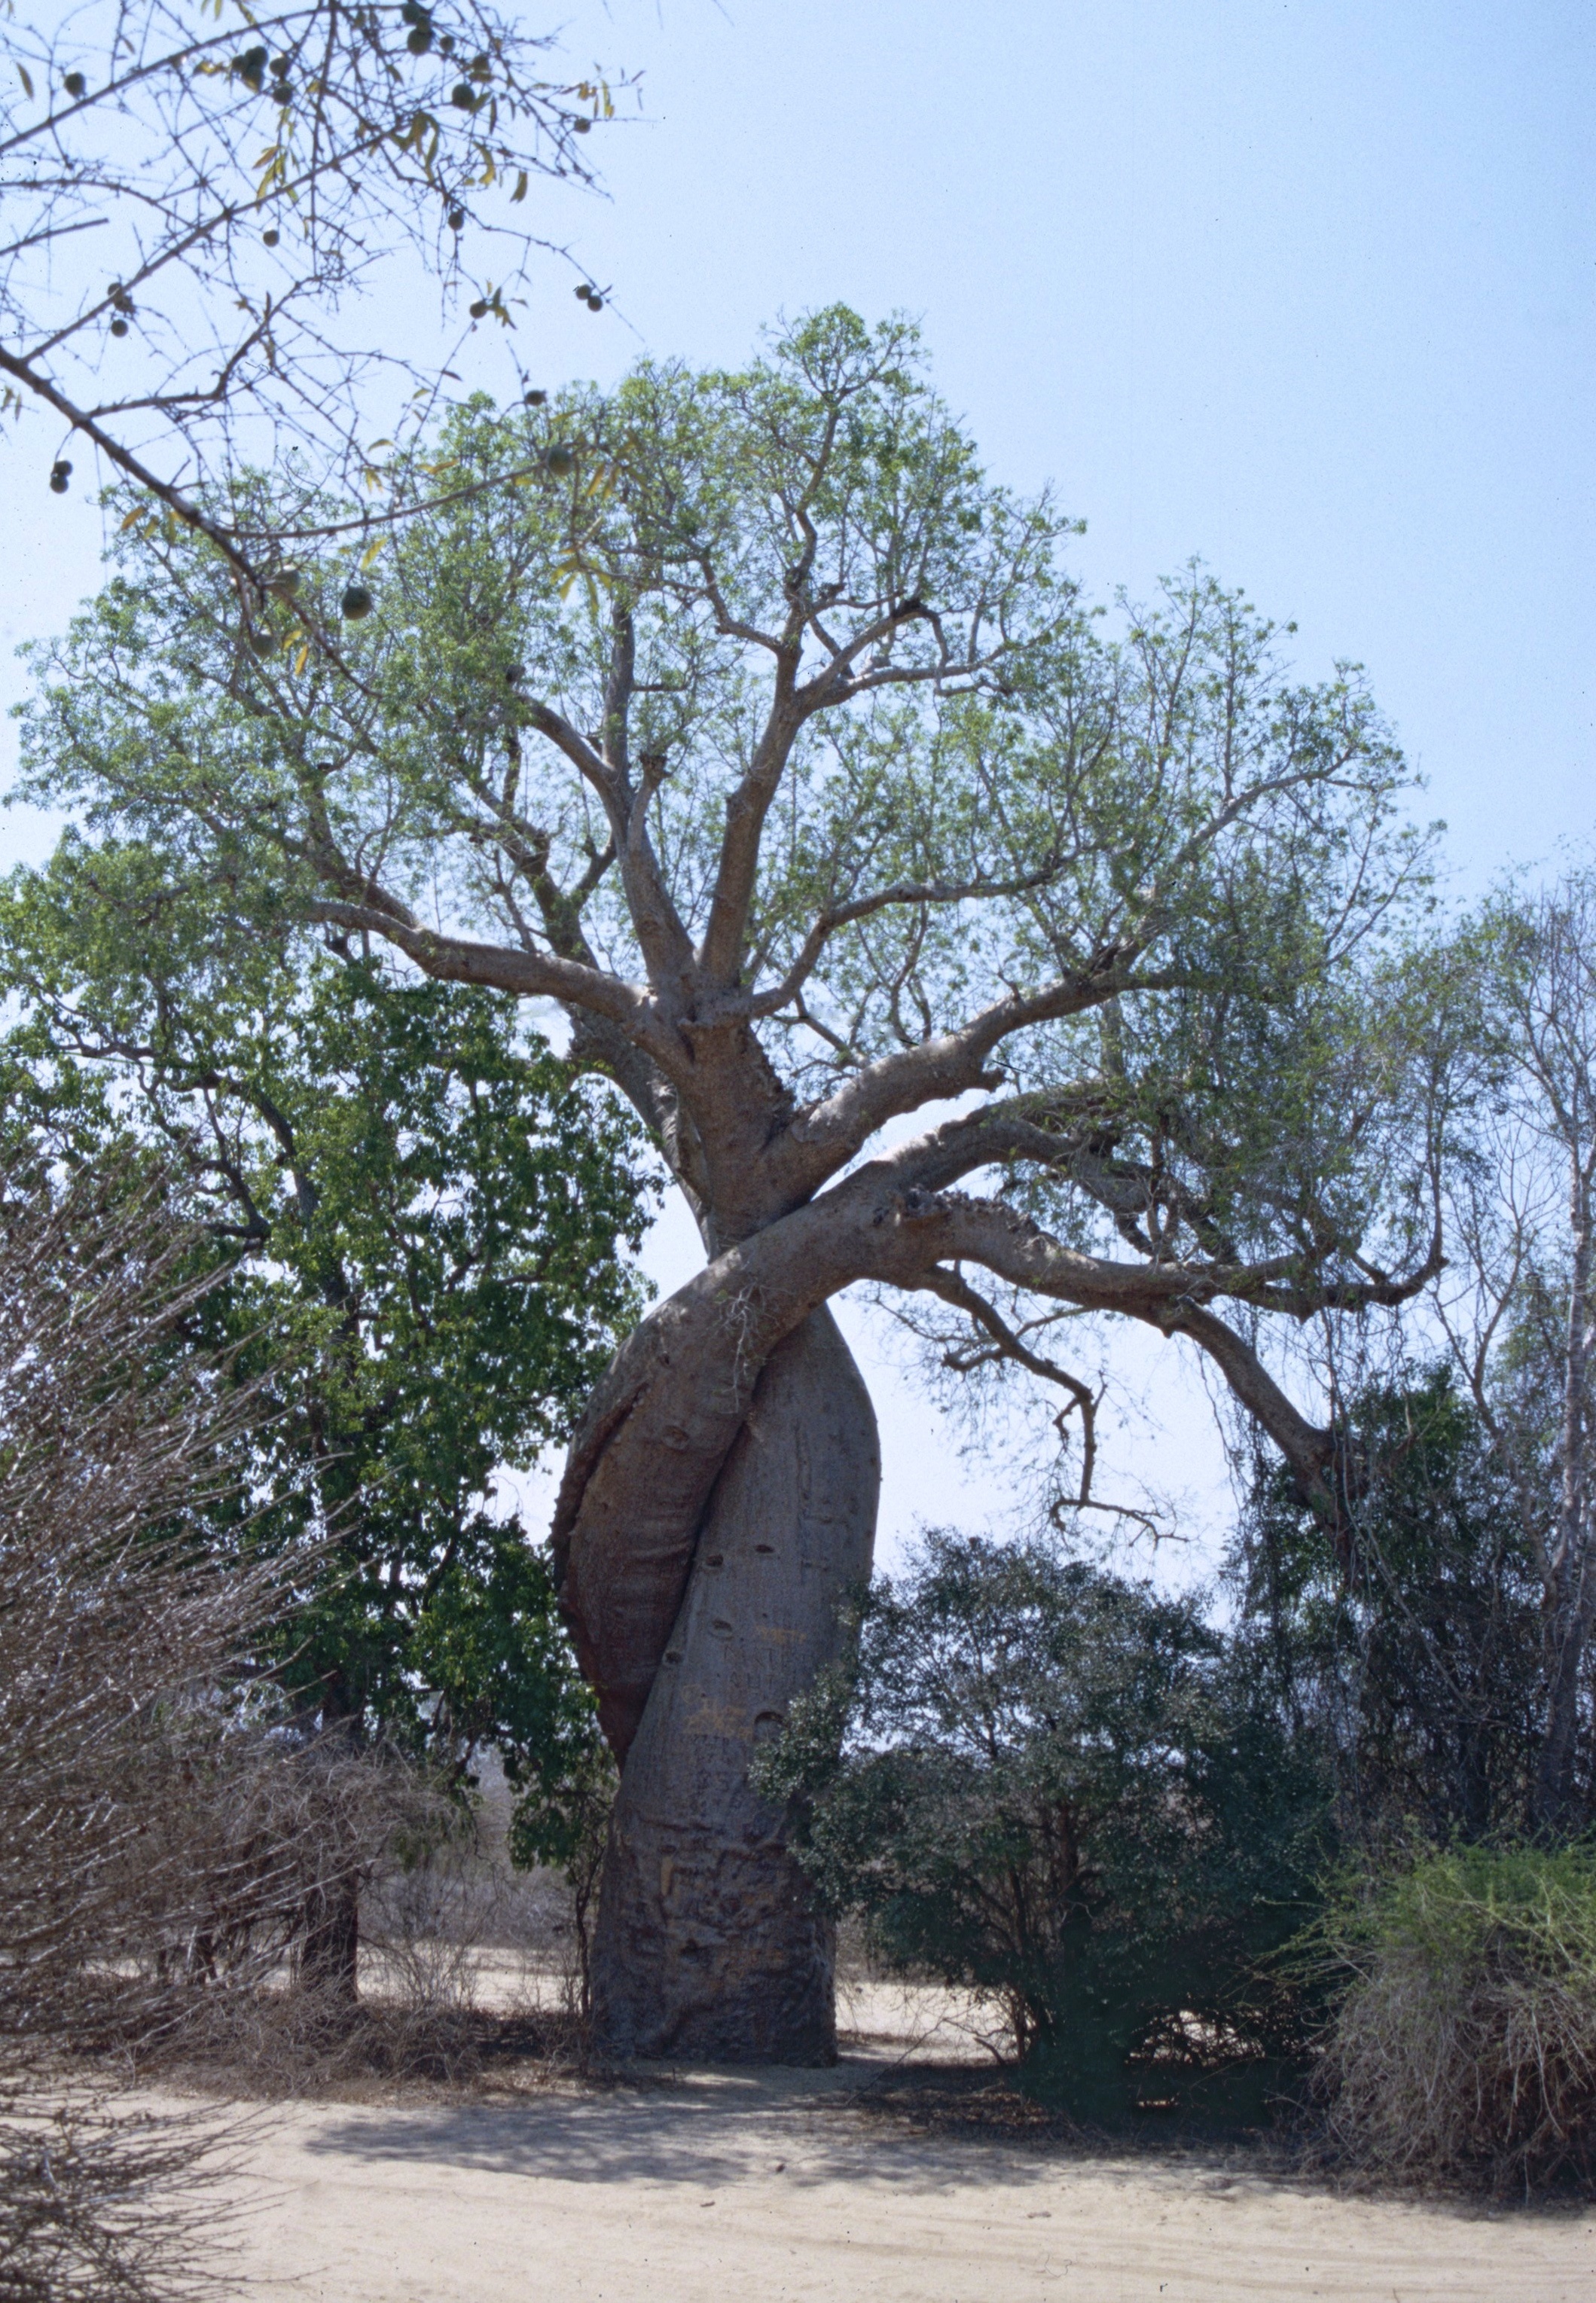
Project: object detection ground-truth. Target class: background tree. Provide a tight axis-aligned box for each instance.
[1433,871,1596,1832]
[12,307,1448,2060]
[1,0,625,585]
[1229,1367,1546,1847]
[755,1530,1331,2119]
[0,865,654,1988]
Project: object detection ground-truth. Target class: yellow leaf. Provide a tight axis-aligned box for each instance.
[119,505,146,531]
[511,170,528,204]
[293,644,309,676]
[359,538,383,570]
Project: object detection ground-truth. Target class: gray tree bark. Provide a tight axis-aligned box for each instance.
[588,1309,879,2060]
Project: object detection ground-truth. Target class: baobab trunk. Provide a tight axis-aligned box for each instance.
[587,1308,879,2060]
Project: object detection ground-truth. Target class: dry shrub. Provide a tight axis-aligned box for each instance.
[1314,1844,1596,2194]
[0,2099,236,2303]
[0,1172,388,2292]
[0,1181,285,2050]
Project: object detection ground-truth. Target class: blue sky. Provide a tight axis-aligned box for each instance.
[3,0,1591,1566]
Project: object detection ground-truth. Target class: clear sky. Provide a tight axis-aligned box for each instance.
[3,0,1592,1570]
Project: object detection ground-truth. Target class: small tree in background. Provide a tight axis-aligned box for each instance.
[508,1733,618,2022]
[755,1531,1332,2120]
[1436,871,1596,1834]
[1229,1367,1546,1848]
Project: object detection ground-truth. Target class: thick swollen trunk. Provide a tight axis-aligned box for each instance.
[588,1308,879,2060]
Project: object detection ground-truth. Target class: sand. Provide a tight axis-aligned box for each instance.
[201,1981,1594,2303]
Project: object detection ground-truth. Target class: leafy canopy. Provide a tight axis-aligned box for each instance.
[11,305,1444,1512]
[0,856,654,1787]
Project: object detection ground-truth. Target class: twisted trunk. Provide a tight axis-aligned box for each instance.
[587,1308,877,2059]
[545,1145,1363,2057]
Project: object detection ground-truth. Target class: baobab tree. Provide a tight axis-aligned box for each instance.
[14,309,1445,2058]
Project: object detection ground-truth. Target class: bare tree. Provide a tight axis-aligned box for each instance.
[1,1,624,588]
[1437,869,1596,1832]
[16,310,1450,2060]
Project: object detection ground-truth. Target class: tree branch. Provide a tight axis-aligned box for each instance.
[306,901,688,1078]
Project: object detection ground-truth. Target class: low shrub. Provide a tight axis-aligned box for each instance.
[1312,1843,1596,2193]
[755,1530,1332,2123]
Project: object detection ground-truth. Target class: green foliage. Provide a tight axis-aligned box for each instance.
[8,307,1439,1313]
[1314,1843,1596,2192]
[1231,1368,1547,1844]
[754,1531,1332,2120]
[0,846,655,1784]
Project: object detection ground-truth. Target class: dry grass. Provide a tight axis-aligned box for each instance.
[1312,1845,1596,2195]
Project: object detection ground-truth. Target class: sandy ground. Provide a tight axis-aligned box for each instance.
[194,1978,1594,2303]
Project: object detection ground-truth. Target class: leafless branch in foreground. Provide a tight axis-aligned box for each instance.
[1,2,630,584]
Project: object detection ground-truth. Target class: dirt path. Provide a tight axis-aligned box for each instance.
[211,2010,1592,2303]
